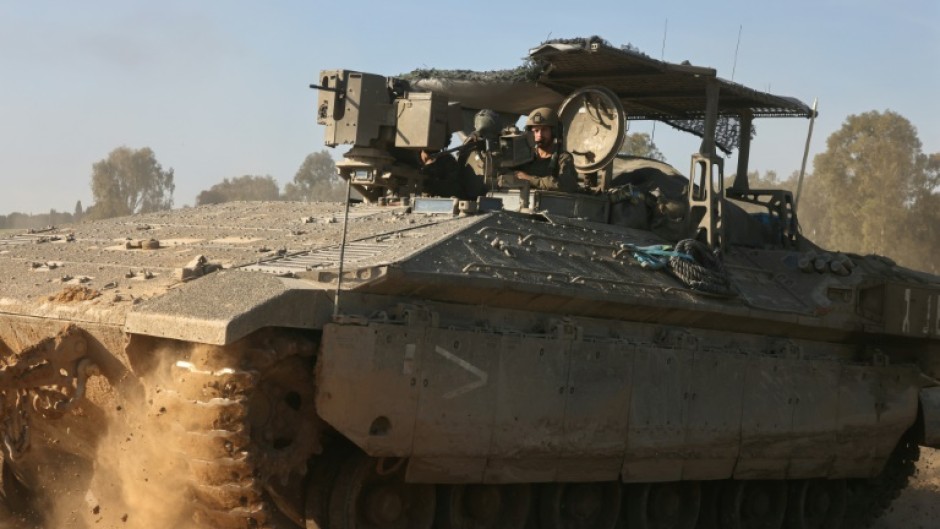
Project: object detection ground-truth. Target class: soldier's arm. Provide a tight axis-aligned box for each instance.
[514,166,568,191]
[555,153,579,193]
[527,173,561,190]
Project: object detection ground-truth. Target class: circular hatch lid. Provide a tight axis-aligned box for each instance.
[559,86,626,173]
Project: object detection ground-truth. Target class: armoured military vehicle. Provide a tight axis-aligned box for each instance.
[1,36,938,529]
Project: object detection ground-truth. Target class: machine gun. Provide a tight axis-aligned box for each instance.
[312,70,532,202]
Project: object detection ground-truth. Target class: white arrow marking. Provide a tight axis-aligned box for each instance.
[434,345,488,399]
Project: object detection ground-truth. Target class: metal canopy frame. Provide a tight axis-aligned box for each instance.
[529,38,814,121]
[406,37,814,156]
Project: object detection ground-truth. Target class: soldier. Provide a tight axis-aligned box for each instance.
[416,119,486,200]
[513,107,579,193]
[391,129,485,200]
[419,149,469,199]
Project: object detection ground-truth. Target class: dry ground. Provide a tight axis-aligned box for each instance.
[873,447,940,529]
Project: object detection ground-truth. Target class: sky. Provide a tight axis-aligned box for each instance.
[1,0,938,215]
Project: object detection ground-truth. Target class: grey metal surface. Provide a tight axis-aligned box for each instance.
[315,303,921,483]
[920,386,940,448]
[124,273,332,345]
[622,345,692,482]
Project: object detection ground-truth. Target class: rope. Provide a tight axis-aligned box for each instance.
[668,239,735,296]
[621,239,734,296]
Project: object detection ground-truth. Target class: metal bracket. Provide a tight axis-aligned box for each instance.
[549,318,583,341]
[394,304,439,328]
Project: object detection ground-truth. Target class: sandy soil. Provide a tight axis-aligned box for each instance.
[873,447,940,529]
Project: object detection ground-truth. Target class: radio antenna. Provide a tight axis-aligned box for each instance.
[794,98,819,215]
[660,18,668,60]
[732,25,743,81]
[333,177,353,318]
[651,18,667,144]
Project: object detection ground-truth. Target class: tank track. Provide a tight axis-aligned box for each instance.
[161,330,321,529]
[298,436,921,529]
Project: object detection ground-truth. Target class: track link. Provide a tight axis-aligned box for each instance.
[164,331,321,529]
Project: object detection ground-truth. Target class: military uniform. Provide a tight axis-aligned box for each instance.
[516,151,579,193]
[421,153,486,200]
[516,106,580,193]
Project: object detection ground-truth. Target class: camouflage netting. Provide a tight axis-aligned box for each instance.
[401,64,542,84]
[537,37,753,153]
[666,118,751,155]
[538,35,651,59]
[403,36,755,154]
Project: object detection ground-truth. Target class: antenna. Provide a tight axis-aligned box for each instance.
[333,177,353,318]
[651,18,667,144]
[732,25,743,81]
[794,98,819,214]
[660,18,668,60]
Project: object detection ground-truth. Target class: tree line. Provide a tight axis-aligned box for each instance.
[0,149,345,230]
[194,151,347,206]
[83,147,345,214]
[0,202,84,230]
[2,111,937,274]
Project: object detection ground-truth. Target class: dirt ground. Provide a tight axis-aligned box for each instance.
[873,447,940,529]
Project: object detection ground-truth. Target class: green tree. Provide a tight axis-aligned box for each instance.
[88,146,175,219]
[900,152,940,273]
[74,200,83,221]
[283,151,345,202]
[5,213,25,229]
[797,110,939,272]
[727,169,799,192]
[726,170,803,215]
[619,132,665,161]
[196,175,281,205]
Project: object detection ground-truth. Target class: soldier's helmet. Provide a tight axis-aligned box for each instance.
[526,107,559,128]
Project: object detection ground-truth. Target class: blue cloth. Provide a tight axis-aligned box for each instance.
[621,243,693,270]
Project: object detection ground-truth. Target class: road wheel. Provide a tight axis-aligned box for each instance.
[539,482,621,529]
[330,454,435,529]
[626,481,700,529]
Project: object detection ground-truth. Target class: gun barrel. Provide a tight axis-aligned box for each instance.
[428,137,487,161]
[309,83,340,93]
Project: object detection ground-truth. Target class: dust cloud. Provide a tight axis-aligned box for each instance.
[39,351,195,529]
